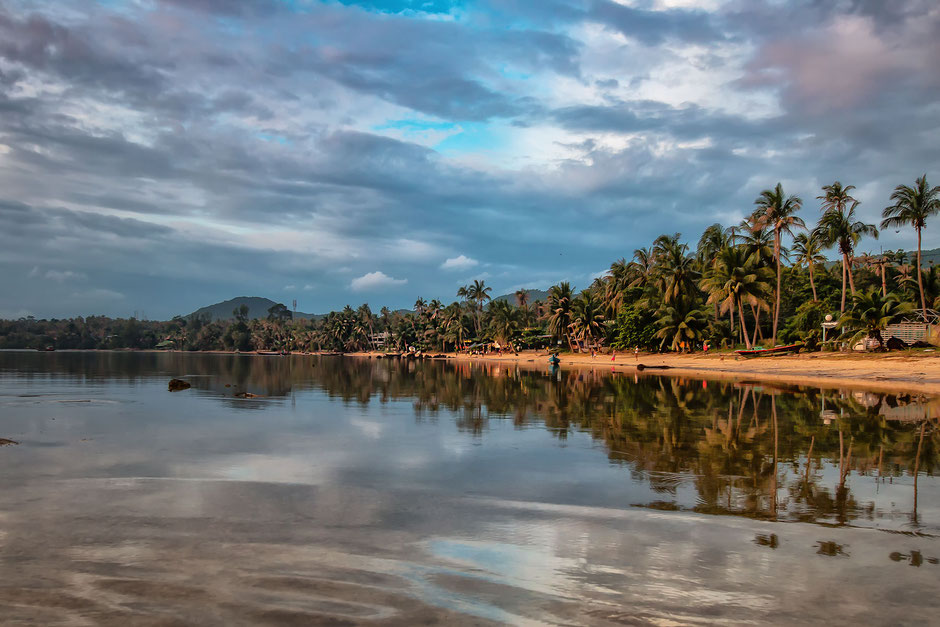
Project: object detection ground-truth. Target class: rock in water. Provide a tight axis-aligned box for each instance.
[168,378,191,392]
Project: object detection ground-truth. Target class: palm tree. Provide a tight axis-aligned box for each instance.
[815,201,878,313]
[818,181,857,215]
[628,247,655,290]
[791,231,826,301]
[658,240,700,307]
[547,281,574,350]
[515,289,532,327]
[486,299,520,348]
[654,302,708,352]
[881,175,940,315]
[568,291,605,350]
[700,246,772,350]
[837,289,914,347]
[753,183,804,343]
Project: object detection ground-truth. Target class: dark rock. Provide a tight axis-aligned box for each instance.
[168,378,191,392]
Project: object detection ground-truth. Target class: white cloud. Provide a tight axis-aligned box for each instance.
[349,271,408,292]
[302,284,315,291]
[283,284,296,291]
[45,270,87,282]
[441,255,479,271]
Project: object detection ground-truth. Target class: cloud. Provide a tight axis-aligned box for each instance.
[0,0,937,319]
[440,255,479,271]
[349,271,408,291]
[44,270,87,282]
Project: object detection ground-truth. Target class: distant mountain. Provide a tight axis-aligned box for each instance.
[186,296,322,321]
[493,288,550,305]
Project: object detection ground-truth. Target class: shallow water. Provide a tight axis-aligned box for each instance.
[0,351,938,625]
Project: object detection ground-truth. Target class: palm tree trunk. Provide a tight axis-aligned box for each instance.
[773,238,781,344]
[750,303,760,346]
[840,256,848,313]
[846,254,857,295]
[738,301,752,350]
[880,260,887,297]
[916,227,927,316]
[809,263,818,301]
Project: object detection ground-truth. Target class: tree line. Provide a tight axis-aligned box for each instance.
[2,176,938,353]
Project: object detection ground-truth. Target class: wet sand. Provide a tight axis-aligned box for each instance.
[347,350,940,396]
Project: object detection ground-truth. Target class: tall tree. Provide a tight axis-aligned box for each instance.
[791,231,825,301]
[700,246,772,350]
[881,175,940,315]
[753,183,804,343]
[547,282,574,351]
[817,181,857,215]
[815,201,878,313]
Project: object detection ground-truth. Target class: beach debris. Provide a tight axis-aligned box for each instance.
[636,364,671,371]
[234,392,264,398]
[168,378,191,392]
[886,337,907,351]
[0,438,19,446]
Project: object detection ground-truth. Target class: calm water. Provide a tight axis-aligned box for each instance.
[0,351,938,625]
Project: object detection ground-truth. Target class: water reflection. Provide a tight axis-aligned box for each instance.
[2,350,938,532]
[1,351,939,624]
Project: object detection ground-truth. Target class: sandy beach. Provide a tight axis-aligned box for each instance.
[347,349,940,396]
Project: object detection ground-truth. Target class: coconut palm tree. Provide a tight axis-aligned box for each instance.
[654,302,708,352]
[658,240,700,307]
[486,299,520,348]
[881,175,940,315]
[568,291,605,350]
[791,231,826,301]
[547,281,574,350]
[815,201,878,313]
[753,183,804,343]
[700,246,772,350]
[837,289,914,348]
[818,181,857,215]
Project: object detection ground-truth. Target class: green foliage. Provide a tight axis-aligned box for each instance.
[611,306,656,350]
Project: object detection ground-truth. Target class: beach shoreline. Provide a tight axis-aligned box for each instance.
[344,349,940,396]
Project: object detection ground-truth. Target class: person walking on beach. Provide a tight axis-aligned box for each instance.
[634,346,639,361]
[611,350,616,362]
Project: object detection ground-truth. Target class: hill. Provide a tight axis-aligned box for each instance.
[493,288,550,305]
[186,296,321,321]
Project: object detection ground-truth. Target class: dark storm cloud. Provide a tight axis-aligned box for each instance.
[0,0,936,318]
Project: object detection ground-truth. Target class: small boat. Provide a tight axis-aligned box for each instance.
[735,343,803,358]
[37,346,55,352]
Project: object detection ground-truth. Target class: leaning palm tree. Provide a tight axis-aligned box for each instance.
[753,183,804,343]
[791,231,826,301]
[700,245,772,350]
[837,289,914,348]
[815,201,878,313]
[881,175,940,315]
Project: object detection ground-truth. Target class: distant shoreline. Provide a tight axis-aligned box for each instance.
[344,349,940,397]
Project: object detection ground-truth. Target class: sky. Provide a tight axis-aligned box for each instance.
[0,0,938,319]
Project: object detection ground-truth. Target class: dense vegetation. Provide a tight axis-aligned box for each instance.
[3,177,938,353]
